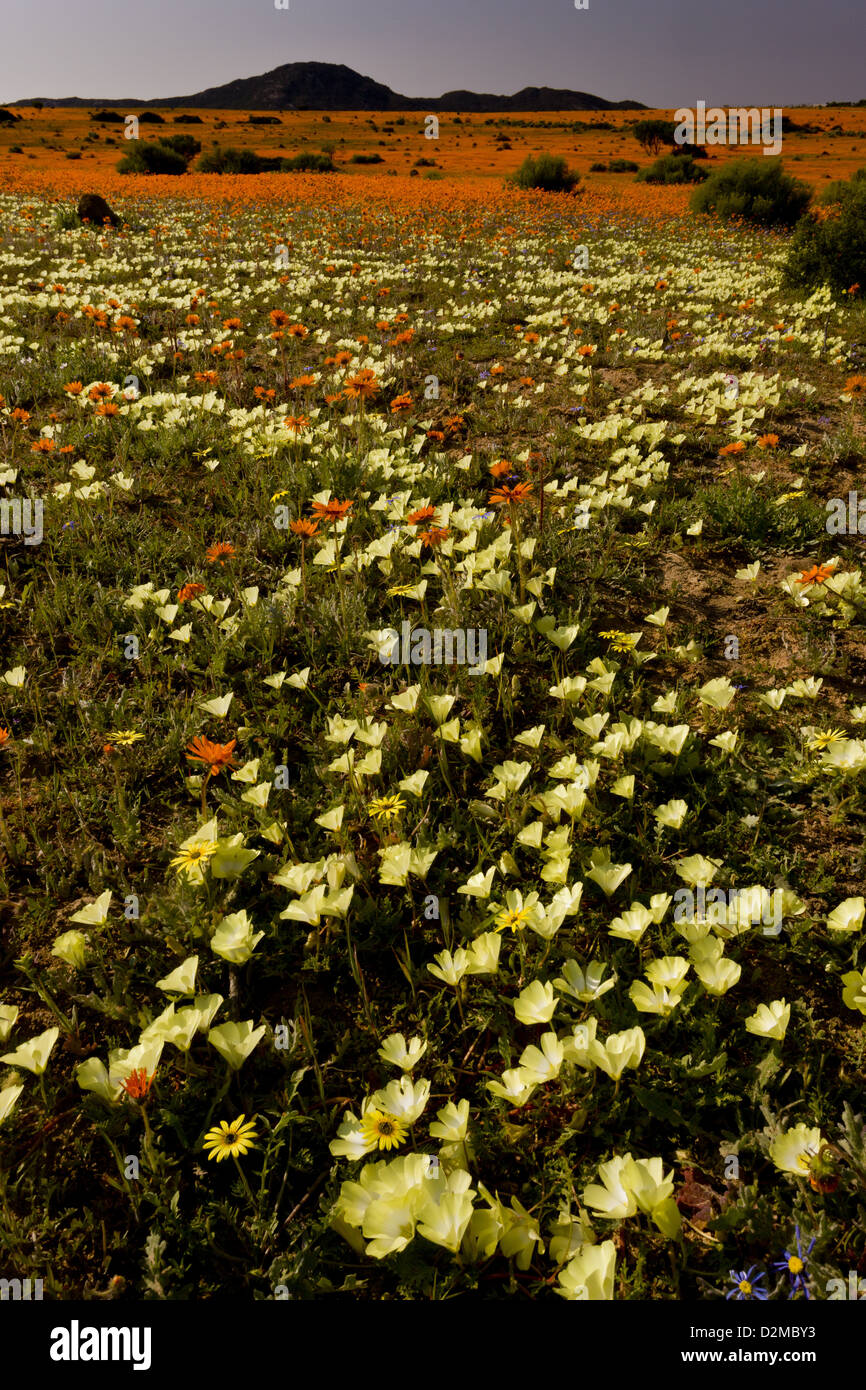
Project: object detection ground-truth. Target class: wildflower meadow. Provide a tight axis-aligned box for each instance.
[0,140,865,1324]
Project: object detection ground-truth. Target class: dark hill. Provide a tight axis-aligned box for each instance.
[15,60,644,112]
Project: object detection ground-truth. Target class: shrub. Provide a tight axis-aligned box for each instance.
[197,146,270,173]
[690,159,811,227]
[819,165,866,207]
[637,154,708,185]
[349,153,384,164]
[633,119,678,154]
[90,109,124,123]
[785,177,866,294]
[608,158,638,172]
[157,134,201,160]
[589,161,607,172]
[9,145,22,154]
[280,152,336,172]
[116,141,188,174]
[508,154,580,192]
[138,111,165,124]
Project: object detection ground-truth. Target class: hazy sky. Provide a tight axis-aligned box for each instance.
[3,0,864,107]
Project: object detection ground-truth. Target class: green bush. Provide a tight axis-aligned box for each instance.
[589,161,607,172]
[609,158,638,172]
[196,146,273,173]
[784,177,866,294]
[633,119,678,154]
[156,134,200,161]
[819,165,866,207]
[280,152,336,173]
[637,154,708,185]
[349,153,383,164]
[508,154,580,193]
[690,158,811,227]
[116,141,187,175]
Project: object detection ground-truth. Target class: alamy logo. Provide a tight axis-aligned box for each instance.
[0,497,43,546]
[674,103,782,156]
[826,492,866,535]
[49,1320,152,1372]
[379,622,488,674]
[0,1276,43,1300]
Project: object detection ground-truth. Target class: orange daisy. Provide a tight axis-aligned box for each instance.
[311,499,354,523]
[206,542,236,565]
[489,481,533,507]
[185,735,238,775]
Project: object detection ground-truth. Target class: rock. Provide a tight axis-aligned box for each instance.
[77,193,120,228]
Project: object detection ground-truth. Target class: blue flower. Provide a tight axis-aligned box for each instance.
[726,1266,768,1300]
[772,1226,815,1299]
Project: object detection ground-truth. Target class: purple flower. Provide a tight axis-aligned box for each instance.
[773,1226,815,1299]
[727,1266,768,1300]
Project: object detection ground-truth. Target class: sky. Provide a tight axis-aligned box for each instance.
[3,0,864,108]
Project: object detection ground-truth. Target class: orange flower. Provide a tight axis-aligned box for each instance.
[333,350,354,367]
[344,369,379,401]
[418,526,449,548]
[489,460,512,478]
[719,441,746,456]
[0,728,10,748]
[122,1068,154,1101]
[390,393,413,414]
[523,331,539,344]
[11,408,30,422]
[223,318,242,331]
[288,374,317,389]
[178,582,206,603]
[376,320,391,331]
[311,498,354,523]
[578,344,596,357]
[185,735,238,775]
[284,415,310,433]
[269,310,290,328]
[95,402,120,417]
[195,371,219,384]
[206,542,236,565]
[254,386,276,401]
[845,374,866,396]
[406,506,437,526]
[798,564,834,586]
[426,429,445,443]
[31,438,56,452]
[87,383,114,402]
[287,323,308,338]
[757,433,779,448]
[186,313,201,326]
[489,481,533,506]
[391,329,414,346]
[64,381,83,395]
[290,519,319,537]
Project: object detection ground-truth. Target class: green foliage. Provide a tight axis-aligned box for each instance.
[784,178,866,295]
[508,153,580,192]
[608,158,639,172]
[637,153,708,185]
[633,119,678,154]
[690,159,811,227]
[116,141,188,175]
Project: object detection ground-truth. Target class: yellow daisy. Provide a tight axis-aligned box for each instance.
[359,1108,407,1152]
[202,1115,259,1162]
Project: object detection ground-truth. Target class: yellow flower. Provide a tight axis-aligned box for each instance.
[106,729,144,746]
[368,794,406,822]
[169,839,218,877]
[807,728,846,751]
[202,1114,259,1162]
[359,1108,408,1152]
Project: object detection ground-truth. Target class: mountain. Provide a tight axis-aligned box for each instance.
[15,61,644,112]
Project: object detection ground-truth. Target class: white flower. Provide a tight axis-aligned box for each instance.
[377,1033,428,1071]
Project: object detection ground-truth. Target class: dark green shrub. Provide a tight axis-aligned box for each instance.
[197,146,269,173]
[633,119,678,154]
[589,161,607,172]
[349,153,384,164]
[156,134,201,160]
[116,141,187,174]
[785,177,866,294]
[819,165,866,206]
[280,152,336,172]
[637,154,708,184]
[508,154,580,192]
[609,158,638,172]
[690,158,811,226]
